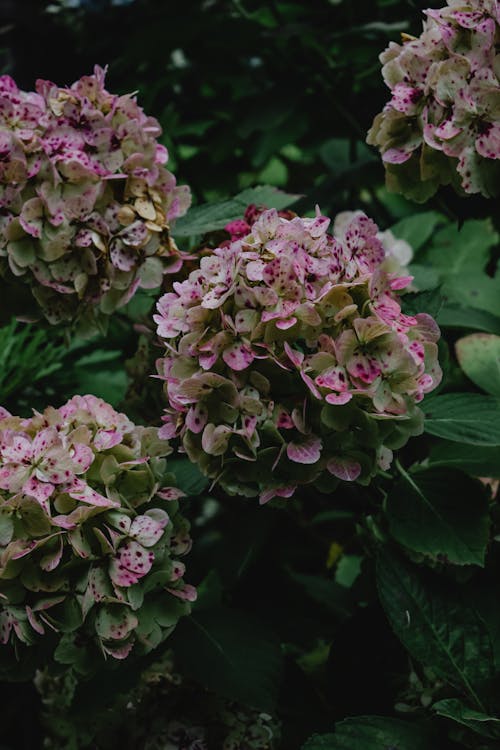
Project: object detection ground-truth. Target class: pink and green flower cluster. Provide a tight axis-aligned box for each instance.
[0,395,193,672]
[0,66,190,330]
[154,208,441,502]
[367,0,500,200]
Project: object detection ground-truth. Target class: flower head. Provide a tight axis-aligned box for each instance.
[154,208,441,502]
[0,394,193,672]
[0,67,190,331]
[367,0,500,199]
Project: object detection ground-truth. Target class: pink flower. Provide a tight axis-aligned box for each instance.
[155,207,442,500]
[0,67,191,330]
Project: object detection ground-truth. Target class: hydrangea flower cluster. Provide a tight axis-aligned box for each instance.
[367,0,500,200]
[0,395,193,672]
[0,66,190,330]
[154,208,441,503]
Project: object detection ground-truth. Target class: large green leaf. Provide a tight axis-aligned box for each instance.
[424,393,500,445]
[377,552,493,704]
[437,305,500,335]
[419,219,500,318]
[390,211,444,252]
[302,716,434,749]
[446,274,500,319]
[433,699,500,740]
[173,185,300,237]
[429,441,500,478]
[171,606,283,712]
[422,219,497,277]
[386,468,489,566]
[456,334,500,397]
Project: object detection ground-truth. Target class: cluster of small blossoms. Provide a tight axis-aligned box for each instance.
[367,0,500,200]
[154,208,441,503]
[0,395,194,670]
[0,66,190,330]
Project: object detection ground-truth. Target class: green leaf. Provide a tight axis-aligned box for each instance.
[377,552,493,702]
[423,219,497,277]
[408,263,440,291]
[386,467,490,566]
[172,606,283,712]
[424,393,500,445]
[302,716,435,749]
[390,211,443,252]
[320,138,375,176]
[417,219,500,319]
[433,698,500,740]
[167,457,209,496]
[402,289,442,318]
[446,273,500,319]
[173,185,300,237]
[456,334,500,397]
[72,369,128,408]
[335,555,363,588]
[429,441,500,478]
[437,305,500,335]
[288,570,353,620]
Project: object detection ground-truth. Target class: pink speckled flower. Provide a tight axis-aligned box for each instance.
[0,395,193,667]
[154,208,441,502]
[0,67,191,331]
[367,0,500,199]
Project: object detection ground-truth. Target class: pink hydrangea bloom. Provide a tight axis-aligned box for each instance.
[0,67,191,330]
[154,208,441,502]
[0,395,193,664]
[367,0,500,199]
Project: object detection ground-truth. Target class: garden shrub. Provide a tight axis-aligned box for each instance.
[154,207,441,501]
[0,1,499,749]
[0,68,190,333]
[367,0,500,200]
[0,395,193,676]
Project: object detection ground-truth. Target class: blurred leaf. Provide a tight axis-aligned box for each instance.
[288,570,353,620]
[172,606,283,712]
[335,555,363,588]
[386,468,489,566]
[456,334,500,397]
[320,138,375,176]
[424,393,500,445]
[437,305,500,335]
[390,212,444,252]
[408,263,440,291]
[428,441,500,478]
[71,369,127,408]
